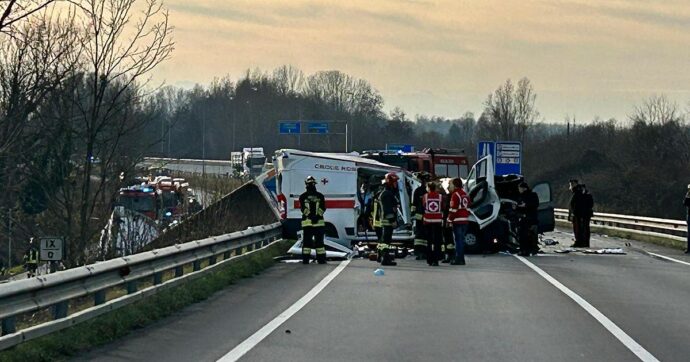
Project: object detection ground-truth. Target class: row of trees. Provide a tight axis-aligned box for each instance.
[0,0,173,266]
[145,70,690,220]
[144,72,540,159]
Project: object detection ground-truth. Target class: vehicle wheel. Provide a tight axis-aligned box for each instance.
[463,224,482,254]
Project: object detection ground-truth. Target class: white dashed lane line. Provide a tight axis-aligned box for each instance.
[515,255,660,362]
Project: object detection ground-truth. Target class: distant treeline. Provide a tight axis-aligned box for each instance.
[145,67,690,219]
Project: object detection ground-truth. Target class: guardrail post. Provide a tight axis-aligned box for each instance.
[94,290,106,305]
[53,301,69,319]
[193,260,201,271]
[223,251,231,259]
[2,317,16,336]
[175,266,183,277]
[154,272,163,285]
[209,255,217,265]
[127,281,138,294]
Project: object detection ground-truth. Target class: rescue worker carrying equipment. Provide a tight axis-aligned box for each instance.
[300,176,327,264]
[423,182,444,266]
[411,172,430,260]
[23,237,39,278]
[376,172,400,266]
[448,178,471,265]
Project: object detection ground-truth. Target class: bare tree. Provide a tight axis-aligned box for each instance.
[0,10,82,209]
[62,0,173,265]
[272,65,304,96]
[0,0,58,33]
[629,94,682,125]
[484,77,538,141]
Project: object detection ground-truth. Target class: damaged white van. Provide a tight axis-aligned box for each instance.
[455,155,555,253]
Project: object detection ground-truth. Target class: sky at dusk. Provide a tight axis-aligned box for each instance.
[151,0,690,122]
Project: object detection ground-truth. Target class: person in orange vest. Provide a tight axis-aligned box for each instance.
[448,178,471,265]
[423,182,444,266]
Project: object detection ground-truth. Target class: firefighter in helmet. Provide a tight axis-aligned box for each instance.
[411,171,430,260]
[300,176,327,264]
[376,172,400,266]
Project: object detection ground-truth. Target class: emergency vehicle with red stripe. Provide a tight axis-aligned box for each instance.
[273,149,414,249]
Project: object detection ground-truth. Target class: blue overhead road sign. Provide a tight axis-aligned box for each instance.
[386,144,414,153]
[279,121,301,134]
[306,122,329,134]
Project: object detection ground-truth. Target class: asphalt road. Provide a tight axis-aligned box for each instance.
[76,230,690,362]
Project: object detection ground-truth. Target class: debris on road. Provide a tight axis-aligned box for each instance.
[374,268,385,276]
[583,248,626,255]
[542,238,559,246]
[554,247,626,255]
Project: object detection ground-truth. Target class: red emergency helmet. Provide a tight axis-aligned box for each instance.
[384,172,399,187]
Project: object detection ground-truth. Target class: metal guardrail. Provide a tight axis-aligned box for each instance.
[554,208,687,241]
[0,223,282,350]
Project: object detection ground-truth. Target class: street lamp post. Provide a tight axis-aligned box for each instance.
[230,96,236,151]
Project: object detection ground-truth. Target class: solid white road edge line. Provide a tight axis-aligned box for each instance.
[217,259,351,362]
[647,252,690,267]
[514,255,660,362]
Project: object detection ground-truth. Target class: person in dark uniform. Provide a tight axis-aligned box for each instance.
[299,176,327,264]
[515,182,540,256]
[568,179,588,247]
[581,184,594,248]
[377,172,400,266]
[423,182,444,266]
[411,172,430,260]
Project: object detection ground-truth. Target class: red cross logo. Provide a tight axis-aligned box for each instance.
[321,178,329,185]
[428,200,440,212]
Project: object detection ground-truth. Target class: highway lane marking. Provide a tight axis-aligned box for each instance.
[515,255,660,362]
[217,259,351,362]
[647,252,690,266]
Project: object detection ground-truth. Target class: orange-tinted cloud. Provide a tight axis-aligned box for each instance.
[153,0,690,121]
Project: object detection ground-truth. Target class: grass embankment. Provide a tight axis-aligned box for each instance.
[0,239,293,362]
[555,220,685,250]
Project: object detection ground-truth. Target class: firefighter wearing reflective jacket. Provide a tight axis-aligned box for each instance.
[423,182,444,266]
[376,172,399,266]
[411,172,430,260]
[448,178,471,265]
[371,181,384,242]
[300,176,327,264]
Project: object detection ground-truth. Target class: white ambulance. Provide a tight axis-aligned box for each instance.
[273,149,414,249]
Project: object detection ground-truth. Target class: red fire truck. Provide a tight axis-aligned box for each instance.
[361,148,470,179]
[115,185,157,220]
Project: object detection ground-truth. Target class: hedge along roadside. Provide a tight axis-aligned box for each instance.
[555,220,686,250]
[0,239,294,362]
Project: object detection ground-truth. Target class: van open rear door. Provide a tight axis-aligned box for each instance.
[533,182,555,233]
